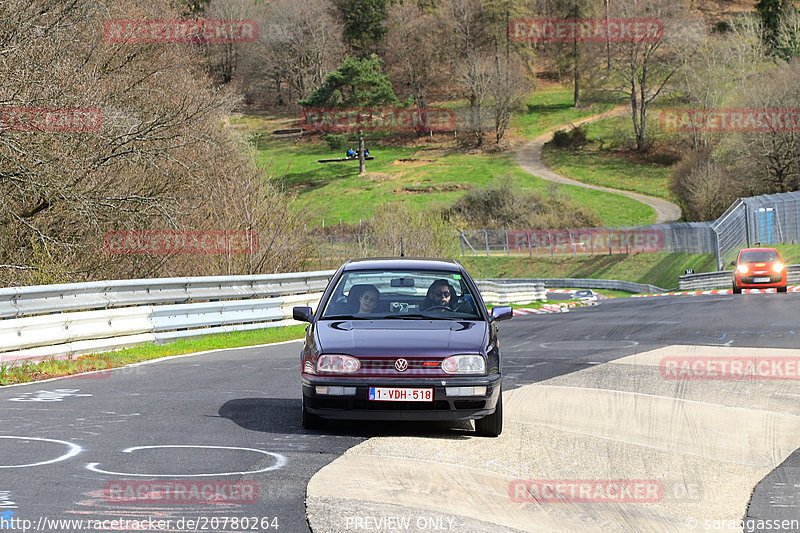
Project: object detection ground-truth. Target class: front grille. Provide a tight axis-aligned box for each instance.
[454,400,486,409]
[310,397,486,412]
[357,358,442,375]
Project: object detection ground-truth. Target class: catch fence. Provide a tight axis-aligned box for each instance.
[313,191,800,270]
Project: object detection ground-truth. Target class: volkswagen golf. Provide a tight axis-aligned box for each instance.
[293,258,512,437]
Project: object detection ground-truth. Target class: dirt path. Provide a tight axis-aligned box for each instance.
[514,106,682,224]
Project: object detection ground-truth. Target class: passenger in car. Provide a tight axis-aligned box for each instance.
[423,279,456,311]
[349,284,380,314]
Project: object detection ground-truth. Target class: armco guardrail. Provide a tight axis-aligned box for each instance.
[0,272,335,364]
[0,273,644,365]
[484,278,666,295]
[475,281,547,305]
[0,272,334,319]
[678,265,800,290]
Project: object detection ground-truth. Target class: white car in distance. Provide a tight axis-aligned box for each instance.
[572,289,598,302]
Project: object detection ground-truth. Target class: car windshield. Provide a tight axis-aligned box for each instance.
[320,269,483,320]
[740,250,780,262]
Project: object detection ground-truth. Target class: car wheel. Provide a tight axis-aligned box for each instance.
[778,285,788,293]
[475,389,503,437]
[732,285,742,294]
[302,397,324,430]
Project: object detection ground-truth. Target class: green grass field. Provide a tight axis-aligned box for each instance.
[460,252,718,291]
[247,103,655,227]
[510,88,620,138]
[258,140,656,226]
[0,326,306,385]
[540,115,678,201]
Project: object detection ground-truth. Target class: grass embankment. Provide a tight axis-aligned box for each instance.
[539,105,685,203]
[510,87,619,138]
[0,325,306,386]
[235,88,653,227]
[461,252,718,291]
[746,244,800,265]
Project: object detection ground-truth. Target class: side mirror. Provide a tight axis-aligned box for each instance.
[730,261,736,267]
[293,306,313,323]
[490,306,513,322]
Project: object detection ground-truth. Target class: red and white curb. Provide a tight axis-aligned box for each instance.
[632,285,800,298]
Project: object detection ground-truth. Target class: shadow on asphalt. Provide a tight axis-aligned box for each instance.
[218,398,474,440]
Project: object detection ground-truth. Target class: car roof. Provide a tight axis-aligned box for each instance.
[738,247,781,257]
[342,257,463,272]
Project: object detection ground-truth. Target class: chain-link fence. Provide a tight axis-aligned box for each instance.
[313,191,800,270]
[456,224,716,257]
[712,191,800,269]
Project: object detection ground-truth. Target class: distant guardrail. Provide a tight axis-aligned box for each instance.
[678,265,800,291]
[0,273,651,365]
[484,278,666,295]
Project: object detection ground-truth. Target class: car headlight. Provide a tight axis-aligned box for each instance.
[774,262,784,273]
[441,354,485,374]
[737,264,748,274]
[317,354,360,374]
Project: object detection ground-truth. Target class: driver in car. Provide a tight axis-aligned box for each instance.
[424,279,456,311]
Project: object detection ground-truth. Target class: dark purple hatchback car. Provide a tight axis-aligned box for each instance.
[293,258,512,437]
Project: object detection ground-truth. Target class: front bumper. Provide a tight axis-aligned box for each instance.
[734,273,786,288]
[301,373,501,421]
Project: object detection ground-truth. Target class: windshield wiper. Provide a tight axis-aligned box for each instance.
[322,315,371,320]
[381,313,448,320]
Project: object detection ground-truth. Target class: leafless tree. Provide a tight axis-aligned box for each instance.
[676,16,767,149]
[0,0,311,284]
[599,0,703,152]
[203,0,263,84]
[488,53,532,145]
[440,0,494,146]
[381,1,444,109]
[714,59,800,195]
[240,0,345,108]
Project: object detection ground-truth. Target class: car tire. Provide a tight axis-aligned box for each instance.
[475,389,503,437]
[302,397,324,430]
[732,285,742,294]
[778,285,788,293]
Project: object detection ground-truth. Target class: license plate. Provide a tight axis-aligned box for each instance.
[753,277,770,282]
[369,387,433,402]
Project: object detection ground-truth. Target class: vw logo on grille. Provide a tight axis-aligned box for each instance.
[394,358,409,372]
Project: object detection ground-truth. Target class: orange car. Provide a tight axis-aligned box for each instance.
[731,247,787,294]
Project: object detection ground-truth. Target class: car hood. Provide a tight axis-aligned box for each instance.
[316,319,488,357]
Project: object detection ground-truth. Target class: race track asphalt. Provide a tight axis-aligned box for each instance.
[1,292,797,532]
